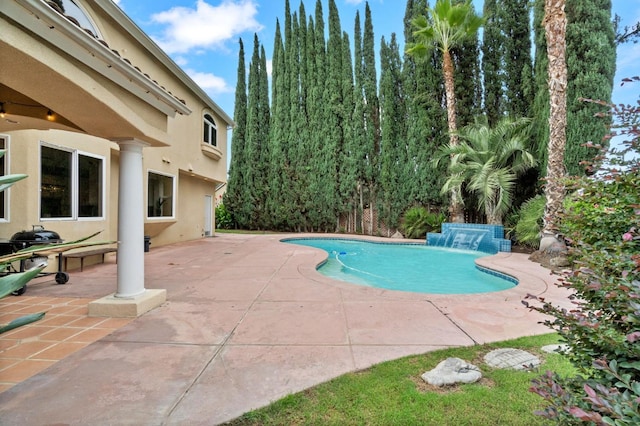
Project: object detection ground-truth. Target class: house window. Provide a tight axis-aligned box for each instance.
[40,144,104,219]
[203,113,217,147]
[54,0,102,37]
[0,136,7,220]
[147,172,174,218]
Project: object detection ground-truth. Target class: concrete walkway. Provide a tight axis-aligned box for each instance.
[0,233,572,425]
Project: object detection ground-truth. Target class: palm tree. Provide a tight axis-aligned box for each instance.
[435,118,537,225]
[539,0,568,253]
[406,0,483,223]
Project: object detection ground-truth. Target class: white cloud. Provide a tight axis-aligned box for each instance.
[344,0,364,4]
[151,0,263,55]
[186,69,233,94]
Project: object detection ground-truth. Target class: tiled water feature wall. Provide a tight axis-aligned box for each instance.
[427,223,511,254]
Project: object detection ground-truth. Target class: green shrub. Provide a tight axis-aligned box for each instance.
[526,88,640,424]
[401,207,445,239]
[514,195,545,249]
[215,203,235,229]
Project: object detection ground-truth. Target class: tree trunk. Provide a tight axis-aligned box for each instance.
[537,0,569,266]
[443,49,465,223]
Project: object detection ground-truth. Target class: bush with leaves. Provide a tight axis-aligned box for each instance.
[401,207,446,239]
[514,195,546,249]
[525,81,640,424]
[215,203,234,229]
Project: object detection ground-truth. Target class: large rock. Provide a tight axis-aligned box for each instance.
[421,357,482,387]
[530,236,571,269]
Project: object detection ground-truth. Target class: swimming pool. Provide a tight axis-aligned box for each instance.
[283,238,517,294]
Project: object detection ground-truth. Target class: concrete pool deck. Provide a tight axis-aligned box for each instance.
[0,233,573,425]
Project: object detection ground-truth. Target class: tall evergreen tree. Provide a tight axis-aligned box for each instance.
[351,10,366,233]
[362,2,380,234]
[501,0,534,119]
[452,30,483,127]
[531,0,550,167]
[378,34,407,232]
[265,22,287,230]
[482,0,505,126]
[402,0,448,209]
[308,0,342,230]
[243,34,268,228]
[565,0,616,176]
[223,39,248,228]
[337,30,358,231]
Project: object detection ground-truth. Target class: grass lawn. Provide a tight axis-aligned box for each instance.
[225,333,574,425]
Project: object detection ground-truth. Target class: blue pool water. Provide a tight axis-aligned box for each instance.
[283,238,517,294]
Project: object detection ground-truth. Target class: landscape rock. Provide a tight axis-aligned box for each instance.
[421,357,482,387]
[541,344,569,354]
[484,348,541,370]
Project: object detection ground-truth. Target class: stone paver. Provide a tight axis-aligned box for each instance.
[484,348,541,370]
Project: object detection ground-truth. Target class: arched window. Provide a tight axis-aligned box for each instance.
[54,0,101,37]
[203,113,217,147]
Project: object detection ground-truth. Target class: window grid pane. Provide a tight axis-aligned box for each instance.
[0,138,5,219]
[148,172,173,218]
[41,146,72,218]
[78,154,103,217]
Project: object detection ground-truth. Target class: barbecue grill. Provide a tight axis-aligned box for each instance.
[0,225,70,295]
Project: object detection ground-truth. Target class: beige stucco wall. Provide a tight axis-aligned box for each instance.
[0,129,115,241]
[1,1,231,272]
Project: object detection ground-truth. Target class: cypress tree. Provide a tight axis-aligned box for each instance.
[482,0,505,126]
[378,34,407,233]
[362,2,380,234]
[243,34,266,229]
[350,11,367,233]
[337,30,358,232]
[304,1,328,230]
[501,0,534,119]
[402,0,448,209]
[452,35,482,127]
[531,0,550,168]
[317,0,344,230]
[223,38,247,228]
[565,0,615,176]
[265,22,288,230]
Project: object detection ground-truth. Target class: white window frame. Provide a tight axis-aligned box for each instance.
[147,170,176,220]
[39,142,105,221]
[58,0,103,38]
[0,134,10,222]
[203,113,217,147]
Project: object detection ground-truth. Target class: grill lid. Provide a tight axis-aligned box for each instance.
[11,225,61,243]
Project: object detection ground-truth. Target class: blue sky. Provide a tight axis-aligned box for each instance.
[113,0,640,122]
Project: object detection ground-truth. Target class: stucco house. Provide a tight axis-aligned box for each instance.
[0,0,233,315]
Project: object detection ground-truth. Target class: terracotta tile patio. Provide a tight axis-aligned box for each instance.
[0,295,132,392]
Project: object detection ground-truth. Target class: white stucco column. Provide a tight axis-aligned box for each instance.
[89,138,166,317]
[115,139,148,298]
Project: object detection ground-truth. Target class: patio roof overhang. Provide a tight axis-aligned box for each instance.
[0,0,193,146]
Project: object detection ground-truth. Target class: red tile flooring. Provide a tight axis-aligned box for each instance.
[0,295,131,392]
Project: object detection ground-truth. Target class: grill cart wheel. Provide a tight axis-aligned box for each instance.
[11,285,26,296]
[55,271,69,284]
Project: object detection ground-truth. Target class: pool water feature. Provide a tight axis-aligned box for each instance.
[284,238,517,294]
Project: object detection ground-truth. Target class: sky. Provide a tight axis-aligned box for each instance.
[112,0,640,132]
